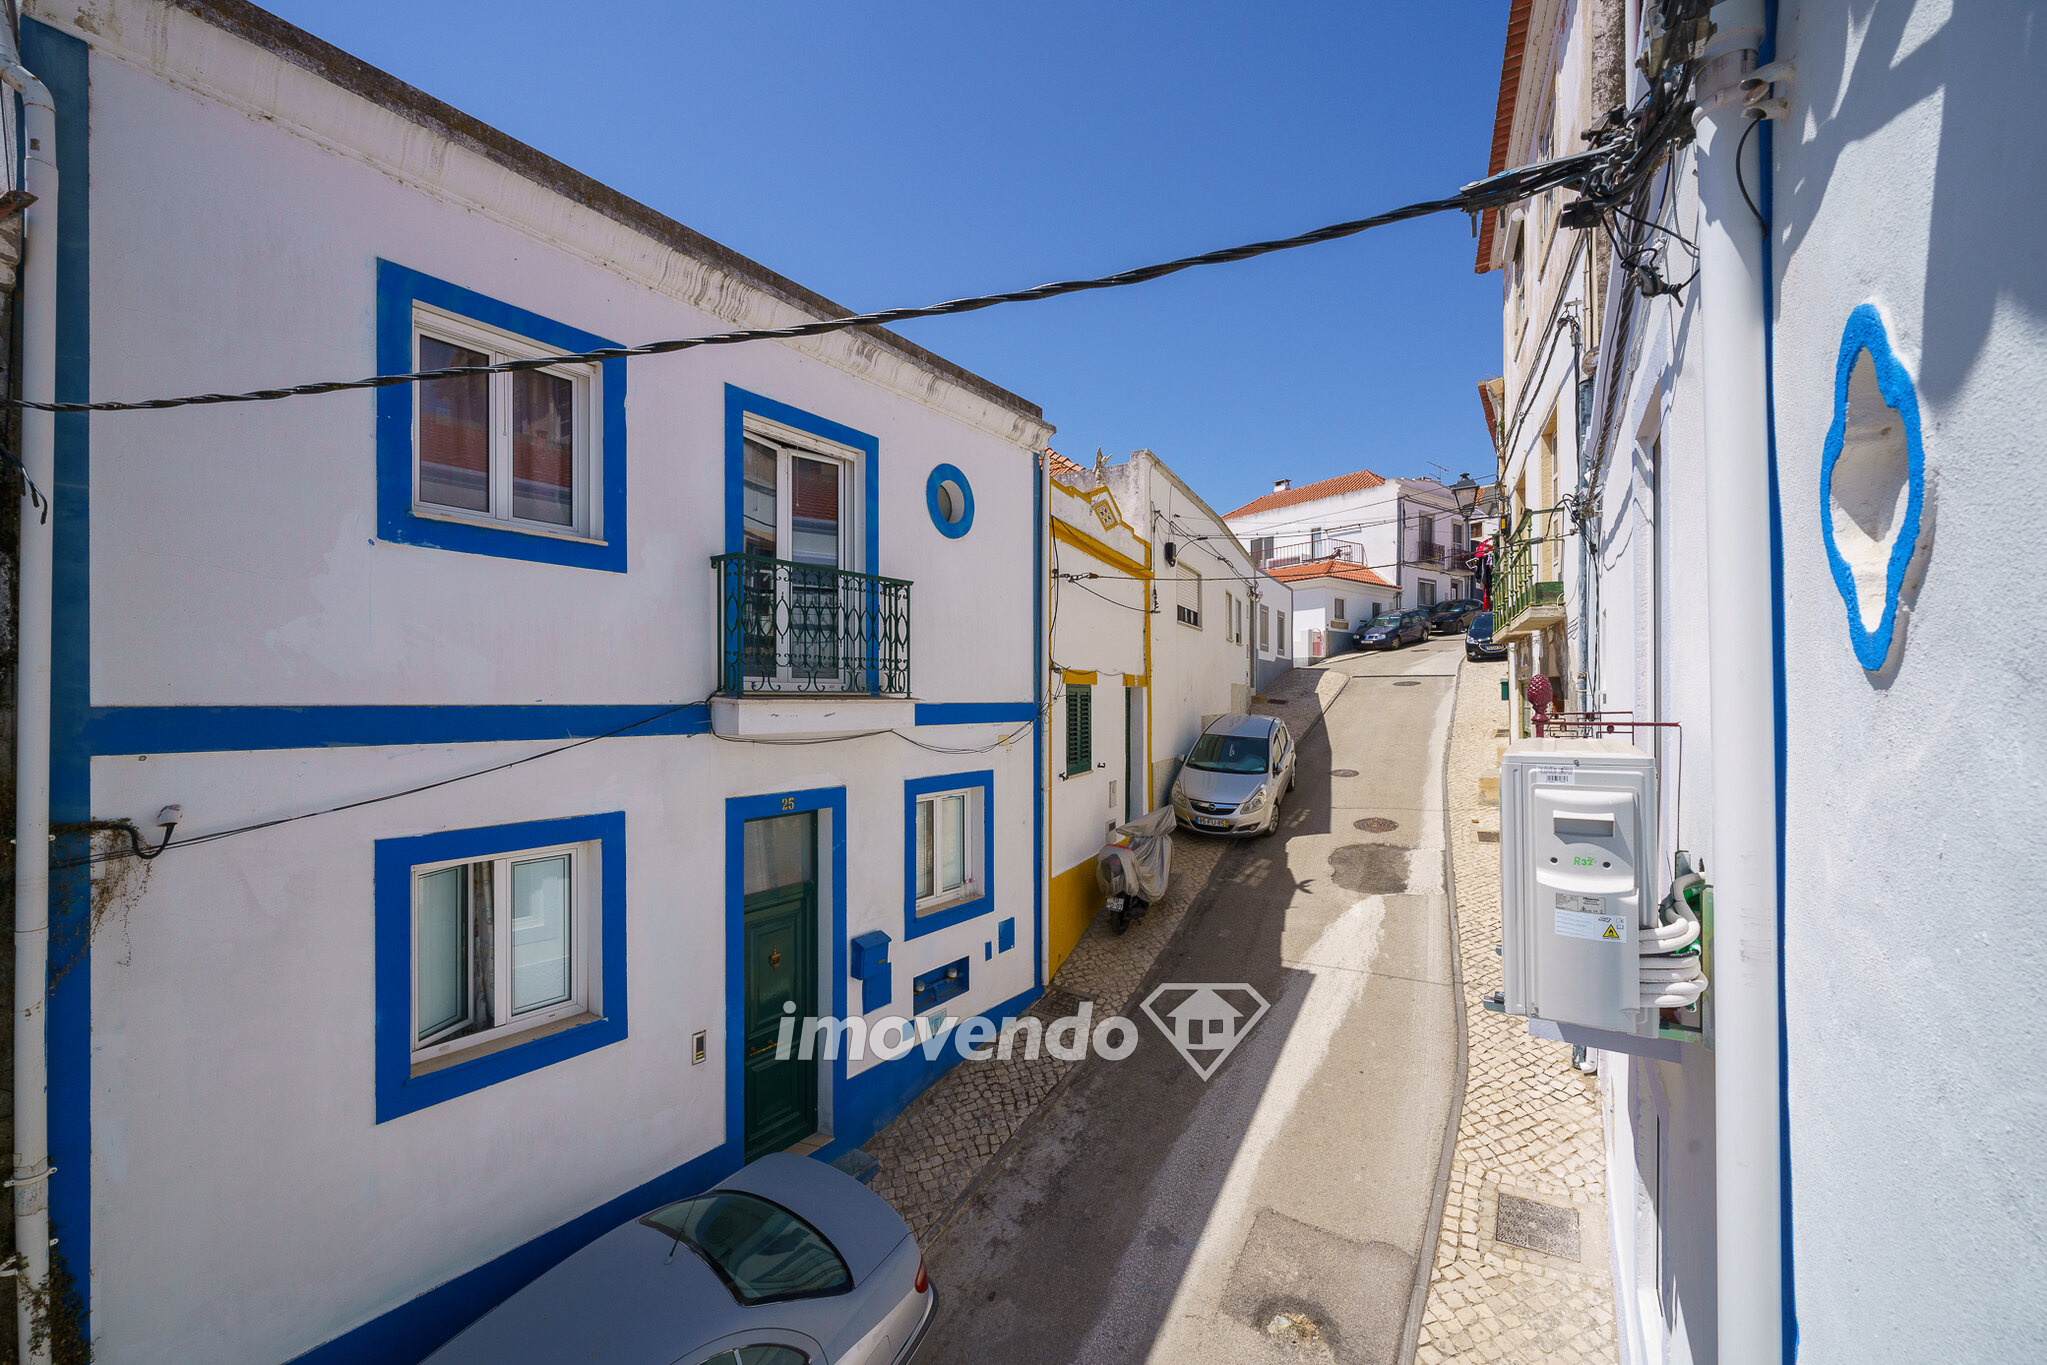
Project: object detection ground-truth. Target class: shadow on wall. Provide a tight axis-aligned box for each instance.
[1775,2,2047,405]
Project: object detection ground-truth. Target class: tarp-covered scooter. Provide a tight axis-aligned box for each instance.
[1095,804,1176,935]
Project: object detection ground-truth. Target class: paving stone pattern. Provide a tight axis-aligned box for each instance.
[863,666,1349,1239]
[1415,657,1619,1365]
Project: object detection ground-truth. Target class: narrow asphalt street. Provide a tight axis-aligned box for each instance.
[917,637,1464,1365]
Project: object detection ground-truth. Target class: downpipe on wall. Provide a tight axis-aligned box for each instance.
[1693,3,1783,1361]
[2,32,59,1365]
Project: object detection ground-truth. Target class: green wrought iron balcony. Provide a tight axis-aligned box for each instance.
[1491,524,1565,642]
[714,553,912,696]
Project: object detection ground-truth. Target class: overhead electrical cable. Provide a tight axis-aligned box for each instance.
[10,154,1604,415]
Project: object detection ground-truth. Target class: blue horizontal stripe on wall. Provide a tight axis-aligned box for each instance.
[913,702,1036,725]
[84,704,711,755]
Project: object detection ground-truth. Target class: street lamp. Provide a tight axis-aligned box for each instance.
[1448,472,1482,518]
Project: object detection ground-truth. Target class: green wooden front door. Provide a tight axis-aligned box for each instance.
[742,812,820,1160]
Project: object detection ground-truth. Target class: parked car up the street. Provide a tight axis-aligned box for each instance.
[1171,714,1296,838]
[1429,598,1481,633]
[1466,611,1508,662]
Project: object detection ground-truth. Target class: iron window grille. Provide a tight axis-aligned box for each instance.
[713,553,911,696]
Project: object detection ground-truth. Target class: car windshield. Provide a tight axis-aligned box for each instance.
[1368,615,1401,628]
[1185,732,1270,774]
[1472,613,1493,632]
[641,1191,851,1305]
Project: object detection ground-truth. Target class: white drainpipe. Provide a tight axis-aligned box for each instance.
[4,33,60,1365]
[1693,3,1782,1361]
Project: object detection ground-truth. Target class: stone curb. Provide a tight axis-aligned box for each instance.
[1401,655,1468,1365]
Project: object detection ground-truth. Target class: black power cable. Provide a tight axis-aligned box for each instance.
[7,155,1602,415]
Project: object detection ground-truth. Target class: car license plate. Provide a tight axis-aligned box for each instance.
[1195,816,1228,829]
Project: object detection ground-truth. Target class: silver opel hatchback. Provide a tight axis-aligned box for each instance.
[1169,713,1296,837]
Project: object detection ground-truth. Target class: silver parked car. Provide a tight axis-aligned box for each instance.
[427,1154,934,1365]
[1170,713,1296,837]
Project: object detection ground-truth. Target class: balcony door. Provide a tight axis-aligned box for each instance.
[741,432,855,688]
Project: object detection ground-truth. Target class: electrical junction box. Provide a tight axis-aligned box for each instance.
[1501,738,1659,1039]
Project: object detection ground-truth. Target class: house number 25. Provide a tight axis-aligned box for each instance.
[782,796,796,812]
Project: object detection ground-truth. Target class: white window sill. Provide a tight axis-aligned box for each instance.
[914,885,985,920]
[406,505,608,547]
[410,1010,602,1077]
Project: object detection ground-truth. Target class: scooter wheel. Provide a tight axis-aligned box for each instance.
[1109,908,1128,935]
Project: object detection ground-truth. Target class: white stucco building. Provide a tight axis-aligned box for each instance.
[1253,568,1294,689]
[1264,558,1397,661]
[2,3,1056,1361]
[1099,451,1261,811]
[1479,1,2047,1360]
[1224,469,1479,616]
[1042,452,1151,976]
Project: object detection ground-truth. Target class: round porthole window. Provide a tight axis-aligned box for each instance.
[926,463,975,538]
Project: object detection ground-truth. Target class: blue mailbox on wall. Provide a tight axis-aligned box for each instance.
[849,931,892,1013]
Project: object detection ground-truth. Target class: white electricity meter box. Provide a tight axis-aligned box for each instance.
[1500,738,1661,1040]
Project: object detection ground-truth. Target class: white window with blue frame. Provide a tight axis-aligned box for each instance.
[410,835,596,1066]
[376,260,627,572]
[376,812,627,1121]
[903,771,994,939]
[411,303,603,542]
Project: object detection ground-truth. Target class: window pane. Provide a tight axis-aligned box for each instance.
[512,369,576,526]
[940,795,966,893]
[510,854,572,1015]
[916,799,935,901]
[744,811,816,896]
[416,866,469,1042]
[789,456,841,568]
[418,337,490,513]
[640,1191,851,1305]
[743,439,778,558]
[737,1349,811,1365]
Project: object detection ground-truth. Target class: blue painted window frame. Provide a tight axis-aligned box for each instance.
[723,385,880,576]
[375,812,628,1121]
[376,260,628,572]
[925,462,975,538]
[903,770,996,940]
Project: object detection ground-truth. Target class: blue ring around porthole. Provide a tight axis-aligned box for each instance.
[926,463,975,538]
[1819,303,1927,672]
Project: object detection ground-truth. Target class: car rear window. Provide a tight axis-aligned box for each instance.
[642,1191,851,1305]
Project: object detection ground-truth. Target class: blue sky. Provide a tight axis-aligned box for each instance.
[264,0,1508,516]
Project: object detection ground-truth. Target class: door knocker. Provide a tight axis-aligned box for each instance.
[769,948,783,968]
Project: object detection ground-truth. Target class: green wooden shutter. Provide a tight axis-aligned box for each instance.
[1065,685,1092,777]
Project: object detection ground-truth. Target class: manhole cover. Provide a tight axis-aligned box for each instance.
[1355,817,1398,833]
[1496,1193,1580,1259]
[1477,829,1500,843]
[1329,768,1359,778]
[1393,680,1421,686]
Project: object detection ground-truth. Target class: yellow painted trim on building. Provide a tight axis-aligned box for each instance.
[1048,857,1102,979]
[1061,668,1099,685]
[1052,517,1151,581]
[1049,512,1154,816]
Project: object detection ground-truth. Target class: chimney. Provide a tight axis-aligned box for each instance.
[1272,478,1291,493]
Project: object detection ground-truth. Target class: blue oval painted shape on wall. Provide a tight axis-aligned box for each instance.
[1819,304,1928,672]
[926,463,975,538]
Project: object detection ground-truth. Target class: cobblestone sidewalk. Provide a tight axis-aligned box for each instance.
[863,665,1350,1239]
[1415,657,1618,1364]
